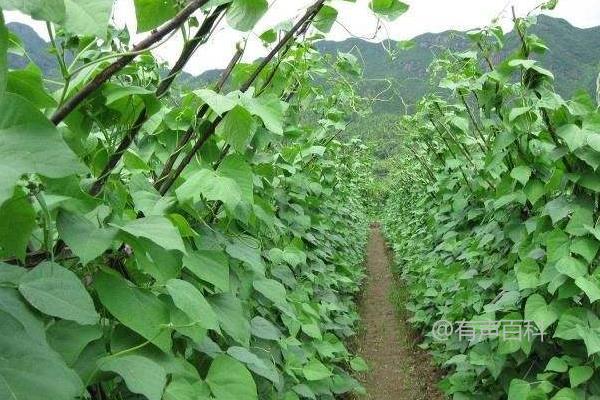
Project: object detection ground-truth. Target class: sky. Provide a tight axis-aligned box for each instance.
[5,0,600,74]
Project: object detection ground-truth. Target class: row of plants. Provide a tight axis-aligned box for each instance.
[0,0,409,398]
[381,2,600,399]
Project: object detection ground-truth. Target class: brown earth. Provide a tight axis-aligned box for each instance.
[354,225,445,400]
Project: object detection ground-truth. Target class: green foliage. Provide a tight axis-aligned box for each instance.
[0,1,376,399]
[381,14,600,399]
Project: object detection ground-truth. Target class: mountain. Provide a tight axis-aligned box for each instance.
[313,15,600,113]
[7,16,600,114]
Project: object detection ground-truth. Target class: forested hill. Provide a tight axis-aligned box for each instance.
[315,15,600,113]
[8,15,600,114]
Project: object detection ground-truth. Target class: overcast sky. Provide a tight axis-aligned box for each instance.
[5,0,600,74]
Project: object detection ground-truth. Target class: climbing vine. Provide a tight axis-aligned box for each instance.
[382,2,600,398]
[0,0,409,399]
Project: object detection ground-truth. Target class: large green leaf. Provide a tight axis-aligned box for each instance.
[524,294,557,333]
[0,310,84,400]
[313,5,338,33]
[164,377,210,400]
[555,256,587,279]
[206,355,258,400]
[57,209,117,265]
[369,0,409,20]
[0,0,65,23]
[216,105,257,153]
[94,270,172,352]
[183,250,230,292]
[217,155,254,204]
[568,365,593,388]
[0,92,86,208]
[115,216,186,253]
[47,320,102,365]
[7,64,57,108]
[302,359,332,381]
[63,0,113,37]
[240,92,287,134]
[176,168,242,211]
[226,0,267,31]
[134,0,177,32]
[0,187,36,261]
[18,261,99,325]
[98,355,167,400]
[209,293,250,347]
[226,346,279,383]
[166,279,219,331]
[0,287,46,343]
[575,276,600,303]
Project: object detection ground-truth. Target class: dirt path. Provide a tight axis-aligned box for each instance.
[355,225,444,400]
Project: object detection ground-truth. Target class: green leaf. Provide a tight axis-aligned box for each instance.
[226,237,265,274]
[554,308,586,340]
[176,168,242,211]
[545,357,568,373]
[303,359,332,381]
[216,105,257,153]
[576,325,600,356]
[515,258,539,290]
[0,187,36,261]
[369,0,409,20]
[7,64,57,108]
[0,310,84,400]
[115,216,186,253]
[183,250,230,292]
[94,270,172,352]
[551,388,577,400]
[253,278,288,307]
[226,0,267,31]
[575,276,600,303]
[350,356,369,372]
[508,379,530,400]
[218,154,254,204]
[510,165,532,185]
[570,237,599,263]
[226,346,279,383]
[47,320,102,365]
[240,92,287,134]
[195,89,238,115]
[164,377,210,400]
[206,355,258,400]
[57,209,117,265]
[313,5,338,33]
[0,287,45,341]
[555,256,587,279]
[557,124,586,151]
[98,355,167,400]
[544,197,572,224]
[568,365,593,388]
[18,261,99,325]
[524,179,545,205]
[63,0,113,37]
[166,279,219,331]
[134,0,177,32]
[209,293,250,347]
[250,316,282,340]
[0,92,86,208]
[524,294,557,332]
[0,0,65,24]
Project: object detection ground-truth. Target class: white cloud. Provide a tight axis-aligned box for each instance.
[5,0,600,74]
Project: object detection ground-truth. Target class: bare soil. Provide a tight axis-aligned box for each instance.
[355,225,444,400]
